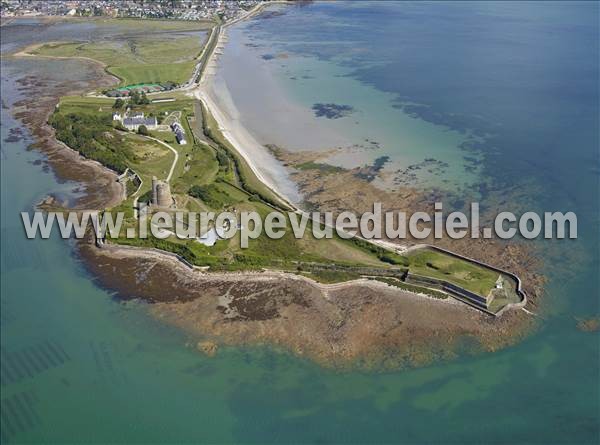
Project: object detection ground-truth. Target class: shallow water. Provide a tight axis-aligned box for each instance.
[1,7,599,444]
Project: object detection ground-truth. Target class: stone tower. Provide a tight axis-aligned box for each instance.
[151,176,172,208]
[156,182,172,207]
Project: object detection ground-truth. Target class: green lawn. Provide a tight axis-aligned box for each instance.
[405,248,498,296]
[126,135,175,192]
[109,61,197,86]
[172,143,219,194]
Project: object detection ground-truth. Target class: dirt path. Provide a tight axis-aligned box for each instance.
[143,135,179,183]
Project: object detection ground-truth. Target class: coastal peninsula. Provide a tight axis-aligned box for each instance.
[9,5,541,369]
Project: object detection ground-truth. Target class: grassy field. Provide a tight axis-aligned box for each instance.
[172,143,219,194]
[33,23,210,86]
[56,95,115,111]
[405,248,499,296]
[127,135,175,194]
[109,62,197,86]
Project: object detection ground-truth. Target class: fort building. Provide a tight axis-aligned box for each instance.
[113,111,158,131]
[151,176,173,208]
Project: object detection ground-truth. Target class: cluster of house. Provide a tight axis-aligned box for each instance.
[105,82,177,98]
[113,110,157,132]
[176,0,259,21]
[171,122,187,145]
[2,0,260,21]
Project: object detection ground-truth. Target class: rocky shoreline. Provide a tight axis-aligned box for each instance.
[9,69,123,211]
[79,241,529,370]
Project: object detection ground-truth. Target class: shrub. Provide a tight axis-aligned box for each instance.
[379,253,409,266]
[49,111,130,174]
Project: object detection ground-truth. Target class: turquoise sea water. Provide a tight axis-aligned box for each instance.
[1,4,599,444]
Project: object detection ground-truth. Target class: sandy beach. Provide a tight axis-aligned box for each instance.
[192,24,302,204]
[191,5,359,206]
[194,82,301,204]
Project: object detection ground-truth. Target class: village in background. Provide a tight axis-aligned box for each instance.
[1,0,263,22]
